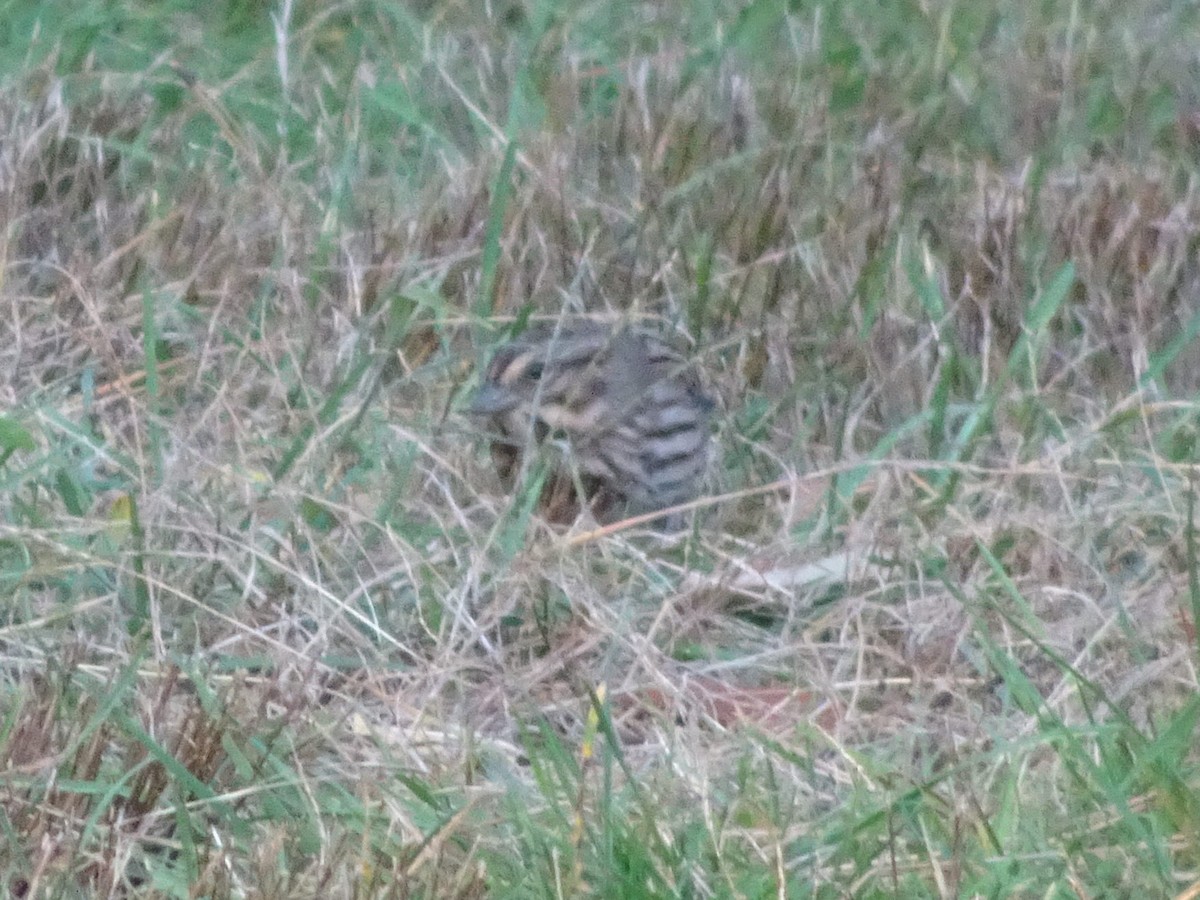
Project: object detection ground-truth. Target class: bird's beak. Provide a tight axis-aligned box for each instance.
[469,383,519,415]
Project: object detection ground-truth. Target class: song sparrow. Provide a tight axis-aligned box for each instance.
[470,323,714,523]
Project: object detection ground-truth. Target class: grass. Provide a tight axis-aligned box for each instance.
[2,0,1200,896]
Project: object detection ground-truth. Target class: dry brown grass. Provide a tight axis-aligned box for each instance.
[2,2,1200,896]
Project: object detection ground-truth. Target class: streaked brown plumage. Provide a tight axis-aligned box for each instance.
[470,323,714,523]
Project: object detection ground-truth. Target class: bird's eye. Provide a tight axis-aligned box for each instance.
[526,362,544,381]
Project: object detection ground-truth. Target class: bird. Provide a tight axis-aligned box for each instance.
[469,322,714,524]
